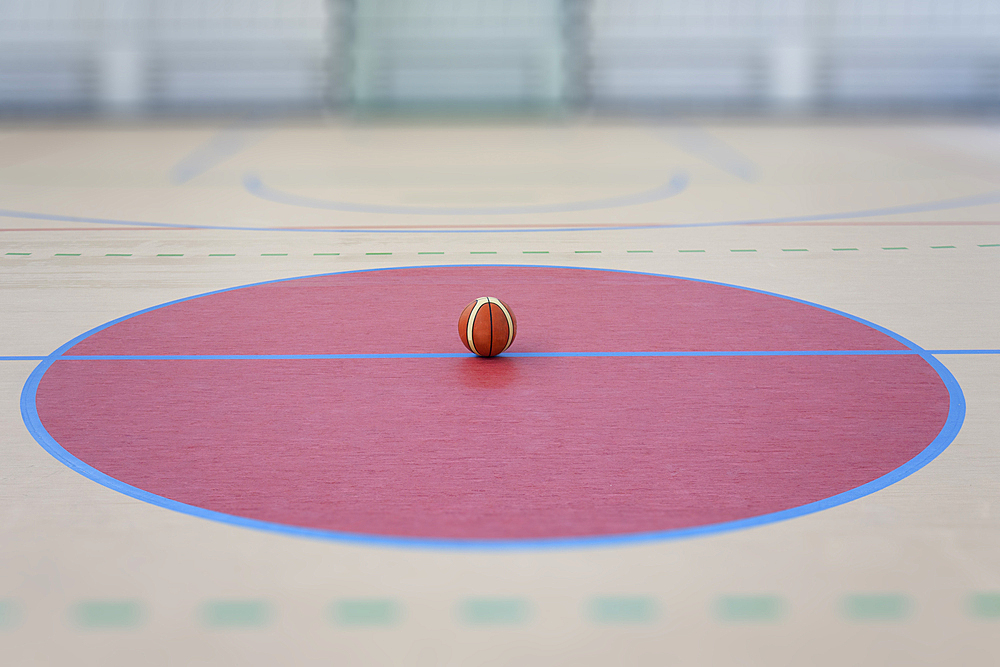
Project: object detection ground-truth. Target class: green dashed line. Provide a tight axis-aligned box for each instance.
[714,596,784,622]
[843,594,910,621]
[366,252,392,256]
[970,593,1000,618]
[590,596,656,624]
[979,243,1000,247]
[575,250,601,254]
[157,253,183,257]
[627,250,653,253]
[730,249,757,253]
[882,247,908,251]
[833,248,859,251]
[55,253,81,256]
[260,253,287,256]
[0,600,19,629]
[523,251,549,254]
[679,249,705,253]
[460,598,529,625]
[105,253,132,257]
[470,251,497,254]
[5,252,30,256]
[73,600,143,629]
[313,252,340,256]
[931,245,956,249]
[201,600,271,628]
[332,599,400,627]
[782,248,808,252]
[417,252,444,255]
[209,254,236,256]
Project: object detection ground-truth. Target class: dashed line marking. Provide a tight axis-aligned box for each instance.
[714,596,784,622]
[332,599,400,626]
[201,600,271,628]
[523,251,549,254]
[782,248,808,252]
[418,251,444,255]
[730,249,757,253]
[55,253,81,256]
[260,253,287,256]
[882,247,908,250]
[156,253,183,257]
[470,251,497,254]
[833,248,859,251]
[460,598,529,625]
[931,245,956,249]
[979,243,1000,247]
[366,252,392,255]
[5,252,30,255]
[843,594,910,621]
[313,252,340,256]
[627,250,653,253]
[73,600,143,629]
[590,596,657,624]
[0,600,19,629]
[575,250,601,254]
[679,249,705,253]
[209,253,235,256]
[970,593,1000,618]
[105,253,132,257]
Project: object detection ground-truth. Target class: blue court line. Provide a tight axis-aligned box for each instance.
[170,128,264,184]
[4,186,1000,233]
[670,127,760,182]
[29,349,1000,361]
[242,171,690,216]
[19,264,967,550]
[4,350,995,362]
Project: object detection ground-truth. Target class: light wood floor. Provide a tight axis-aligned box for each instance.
[1,119,998,666]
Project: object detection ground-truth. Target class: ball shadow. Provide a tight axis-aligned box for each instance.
[456,355,521,390]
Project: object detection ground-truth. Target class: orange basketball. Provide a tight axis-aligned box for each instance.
[458,297,517,357]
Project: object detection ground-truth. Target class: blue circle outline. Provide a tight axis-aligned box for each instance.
[20,265,966,550]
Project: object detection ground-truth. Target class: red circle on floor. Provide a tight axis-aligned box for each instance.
[35,266,950,540]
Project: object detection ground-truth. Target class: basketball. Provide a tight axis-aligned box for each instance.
[458,297,517,357]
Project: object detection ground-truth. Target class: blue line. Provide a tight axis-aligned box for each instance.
[670,127,760,182]
[4,187,999,234]
[170,129,263,184]
[12,349,997,362]
[53,350,918,361]
[242,171,690,216]
[20,264,966,550]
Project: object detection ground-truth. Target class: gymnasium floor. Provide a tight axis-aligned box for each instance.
[1,118,999,665]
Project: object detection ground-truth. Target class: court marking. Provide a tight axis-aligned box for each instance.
[3,244,998,259]
[241,171,690,216]
[169,128,264,185]
[19,265,966,550]
[3,186,1000,233]
[668,127,760,182]
[4,350,995,363]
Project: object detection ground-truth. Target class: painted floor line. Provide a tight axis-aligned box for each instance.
[19,349,995,362]
[3,187,1000,233]
[242,171,690,216]
[169,128,265,184]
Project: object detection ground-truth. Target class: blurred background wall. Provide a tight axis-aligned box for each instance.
[0,0,998,117]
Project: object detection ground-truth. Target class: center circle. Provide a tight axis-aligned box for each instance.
[32,266,954,544]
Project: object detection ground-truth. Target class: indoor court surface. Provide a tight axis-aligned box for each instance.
[2,119,1000,665]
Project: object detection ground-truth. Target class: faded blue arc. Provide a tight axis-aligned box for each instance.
[241,171,690,216]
